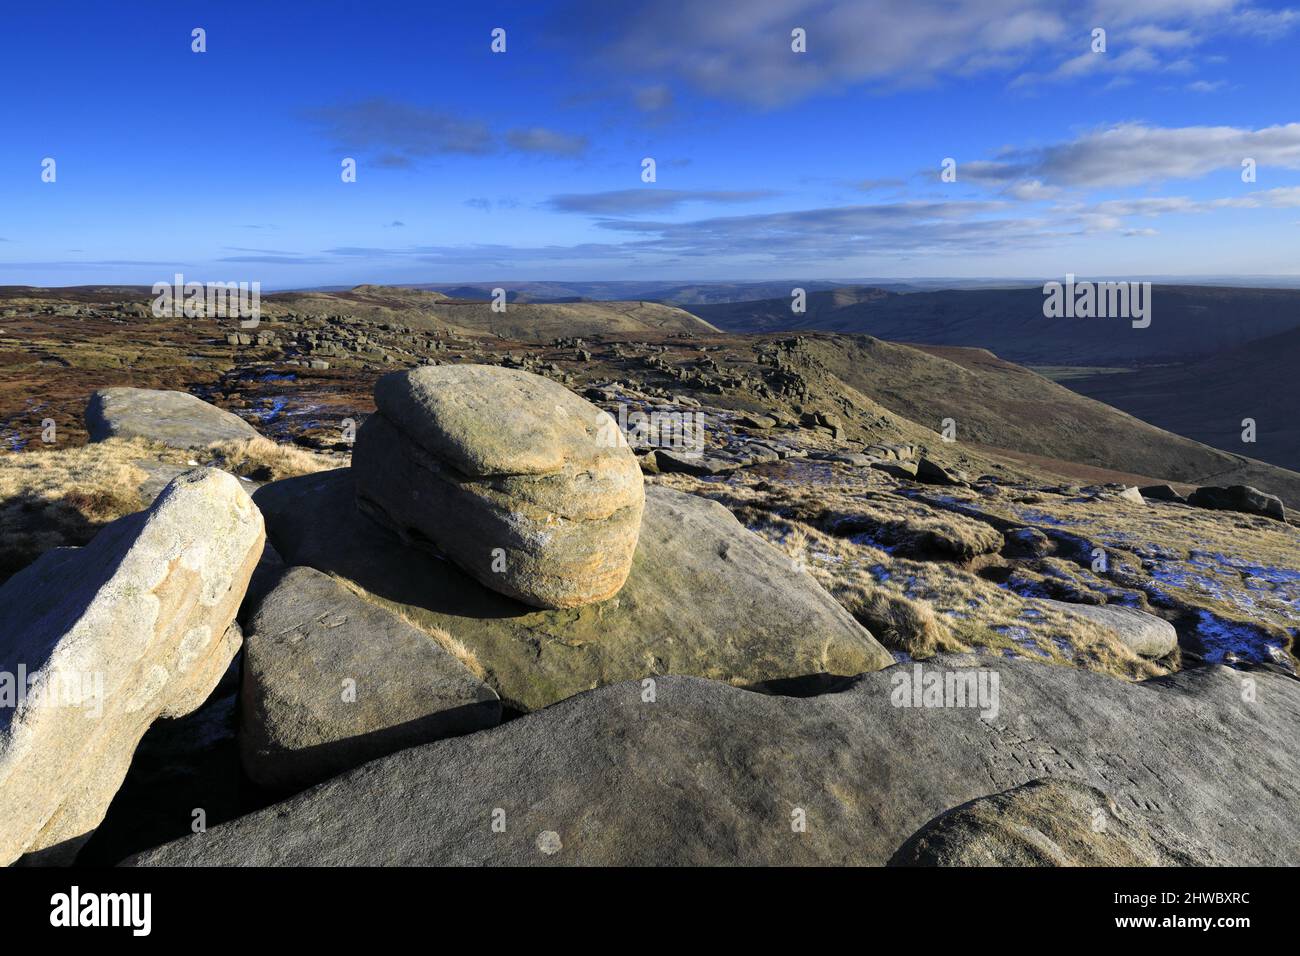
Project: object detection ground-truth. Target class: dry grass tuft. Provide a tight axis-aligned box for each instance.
[0,438,172,582]
[207,436,339,482]
[833,583,965,658]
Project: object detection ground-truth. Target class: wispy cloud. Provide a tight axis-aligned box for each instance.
[959,122,1300,189]
[308,97,588,164]
[218,248,330,265]
[236,183,1300,272]
[549,189,777,215]
[633,85,674,112]
[559,0,1298,105]
[308,98,493,157]
[853,178,908,192]
[505,127,589,156]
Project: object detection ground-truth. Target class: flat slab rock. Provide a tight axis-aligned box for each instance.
[241,566,501,793]
[86,387,259,449]
[0,468,263,865]
[126,657,1300,866]
[252,468,892,712]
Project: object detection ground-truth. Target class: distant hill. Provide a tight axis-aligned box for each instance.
[1060,325,1300,473]
[265,285,718,341]
[405,280,867,305]
[798,334,1300,503]
[691,285,1300,366]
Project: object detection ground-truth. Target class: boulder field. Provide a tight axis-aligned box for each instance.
[3,370,1296,868]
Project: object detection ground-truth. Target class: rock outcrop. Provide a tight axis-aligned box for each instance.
[253,468,892,712]
[0,468,263,865]
[125,657,1300,866]
[353,365,644,609]
[1036,599,1178,659]
[240,566,501,792]
[86,387,259,449]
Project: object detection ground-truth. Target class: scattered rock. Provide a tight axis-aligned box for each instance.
[0,468,263,864]
[1188,484,1285,521]
[1037,598,1177,658]
[1115,486,1146,505]
[654,449,741,475]
[353,365,645,609]
[126,658,1300,866]
[741,444,782,464]
[252,469,891,712]
[240,567,500,793]
[914,457,968,487]
[812,451,872,467]
[1140,484,1186,504]
[85,387,259,449]
[872,460,919,479]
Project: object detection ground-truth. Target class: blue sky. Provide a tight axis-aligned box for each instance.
[1,0,1298,288]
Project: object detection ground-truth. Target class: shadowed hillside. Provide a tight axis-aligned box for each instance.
[691,285,1300,366]
[795,334,1300,503]
[1061,325,1300,473]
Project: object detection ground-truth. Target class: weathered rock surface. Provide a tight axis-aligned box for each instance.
[241,566,501,792]
[887,779,1217,866]
[1188,484,1285,521]
[1036,599,1178,659]
[253,469,891,712]
[0,468,263,865]
[126,657,1300,866]
[86,387,259,449]
[353,365,644,609]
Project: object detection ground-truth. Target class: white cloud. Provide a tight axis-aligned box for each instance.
[563,0,1298,105]
[963,122,1300,189]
